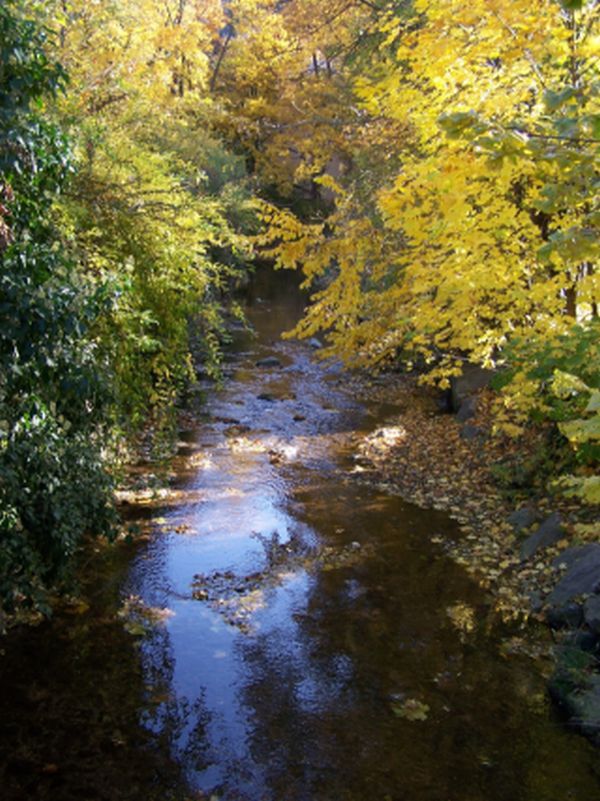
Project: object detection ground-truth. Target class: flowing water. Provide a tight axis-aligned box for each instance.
[1,269,600,801]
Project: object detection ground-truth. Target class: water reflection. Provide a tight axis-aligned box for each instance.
[117,269,600,801]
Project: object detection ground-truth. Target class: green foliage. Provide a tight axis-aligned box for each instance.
[494,323,599,423]
[0,0,257,616]
[551,370,600,504]
[490,441,565,498]
[0,0,115,618]
[57,126,254,432]
[491,326,600,503]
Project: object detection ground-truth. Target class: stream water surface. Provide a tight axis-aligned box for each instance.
[2,270,600,801]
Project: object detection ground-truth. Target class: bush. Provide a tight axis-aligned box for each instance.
[0,1,115,618]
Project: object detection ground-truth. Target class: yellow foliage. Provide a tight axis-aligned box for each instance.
[255,0,598,393]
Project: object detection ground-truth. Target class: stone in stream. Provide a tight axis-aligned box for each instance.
[519,512,565,561]
[225,424,251,437]
[256,356,282,368]
[548,543,600,606]
[258,389,296,402]
[308,337,323,350]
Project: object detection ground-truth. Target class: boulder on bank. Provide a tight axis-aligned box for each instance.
[450,364,496,414]
[507,507,538,532]
[519,513,565,561]
[546,602,583,630]
[552,543,600,571]
[548,543,600,606]
[456,396,478,423]
[550,653,600,743]
[584,596,600,635]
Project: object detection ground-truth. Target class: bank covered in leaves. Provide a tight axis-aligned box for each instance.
[351,369,599,741]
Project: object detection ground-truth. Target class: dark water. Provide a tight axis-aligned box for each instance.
[1,269,600,801]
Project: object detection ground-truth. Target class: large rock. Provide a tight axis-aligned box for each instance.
[456,396,478,423]
[573,681,600,733]
[548,543,600,606]
[552,543,600,571]
[550,666,600,743]
[450,364,496,413]
[519,512,565,561]
[564,630,600,653]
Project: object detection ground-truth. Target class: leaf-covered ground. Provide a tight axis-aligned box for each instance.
[348,374,594,627]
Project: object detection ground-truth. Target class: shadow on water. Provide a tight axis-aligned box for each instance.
[2,267,600,801]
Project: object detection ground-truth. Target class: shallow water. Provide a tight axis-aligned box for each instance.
[2,269,600,801]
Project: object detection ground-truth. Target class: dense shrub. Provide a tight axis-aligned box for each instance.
[0,1,115,618]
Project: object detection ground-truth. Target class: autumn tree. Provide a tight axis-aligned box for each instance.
[258,0,598,379]
[208,0,386,197]
[44,0,254,429]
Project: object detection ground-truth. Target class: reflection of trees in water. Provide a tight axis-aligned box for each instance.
[231,539,592,801]
[235,564,402,801]
[140,626,214,776]
[0,610,195,801]
[124,511,221,785]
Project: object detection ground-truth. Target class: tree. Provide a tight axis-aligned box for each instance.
[44,0,255,429]
[257,0,598,387]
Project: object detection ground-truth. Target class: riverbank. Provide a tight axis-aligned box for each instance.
[349,371,600,736]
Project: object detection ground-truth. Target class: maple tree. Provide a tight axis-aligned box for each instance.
[250,0,599,499]
[208,0,384,196]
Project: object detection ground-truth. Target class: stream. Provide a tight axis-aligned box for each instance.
[1,269,600,801]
